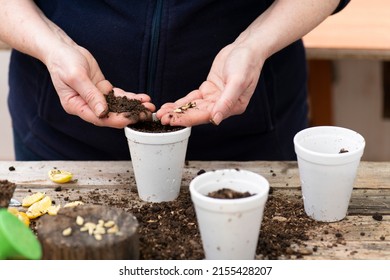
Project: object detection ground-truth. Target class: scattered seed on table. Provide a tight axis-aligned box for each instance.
[62,227,72,237]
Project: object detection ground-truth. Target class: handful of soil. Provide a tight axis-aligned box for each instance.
[104,90,150,119]
[207,188,253,199]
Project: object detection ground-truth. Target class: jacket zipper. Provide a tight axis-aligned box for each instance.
[146,0,163,97]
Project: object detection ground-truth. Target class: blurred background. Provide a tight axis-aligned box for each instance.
[1,0,389,161]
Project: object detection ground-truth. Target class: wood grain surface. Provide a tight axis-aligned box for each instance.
[1,160,389,259]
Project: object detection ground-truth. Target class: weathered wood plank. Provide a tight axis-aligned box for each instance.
[1,160,389,260]
[303,215,390,260]
[349,189,390,215]
[1,161,387,189]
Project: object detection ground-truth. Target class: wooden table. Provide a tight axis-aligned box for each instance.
[1,160,389,259]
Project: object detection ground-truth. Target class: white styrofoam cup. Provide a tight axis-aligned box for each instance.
[294,126,365,222]
[190,169,269,259]
[125,123,191,202]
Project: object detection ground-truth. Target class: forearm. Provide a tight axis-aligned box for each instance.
[0,0,74,63]
[235,0,340,61]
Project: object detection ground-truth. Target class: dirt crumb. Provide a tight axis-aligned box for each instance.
[372,213,383,221]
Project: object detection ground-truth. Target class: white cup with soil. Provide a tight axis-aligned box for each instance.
[294,126,365,222]
[189,169,269,260]
[125,116,191,202]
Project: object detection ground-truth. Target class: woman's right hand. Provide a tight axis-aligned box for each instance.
[45,43,155,128]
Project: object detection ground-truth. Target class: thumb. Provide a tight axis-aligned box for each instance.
[210,83,238,125]
[72,78,111,118]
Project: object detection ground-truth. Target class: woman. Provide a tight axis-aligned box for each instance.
[0,0,349,160]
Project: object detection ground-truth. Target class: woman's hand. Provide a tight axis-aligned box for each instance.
[157,0,341,127]
[156,43,263,126]
[46,43,155,128]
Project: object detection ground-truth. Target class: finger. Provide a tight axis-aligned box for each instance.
[210,79,242,125]
[81,107,145,129]
[159,109,211,126]
[96,80,113,94]
[158,98,214,126]
[155,102,176,119]
[69,74,108,118]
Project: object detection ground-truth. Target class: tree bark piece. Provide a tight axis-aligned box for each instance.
[36,205,139,259]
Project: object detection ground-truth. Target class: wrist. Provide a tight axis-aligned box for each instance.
[233,29,271,65]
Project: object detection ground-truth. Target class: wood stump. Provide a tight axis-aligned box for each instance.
[0,180,16,208]
[36,205,139,259]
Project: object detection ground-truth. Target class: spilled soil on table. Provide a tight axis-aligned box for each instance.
[80,179,327,259]
[27,168,336,260]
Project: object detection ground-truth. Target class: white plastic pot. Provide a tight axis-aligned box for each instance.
[125,123,191,202]
[294,126,365,222]
[189,169,269,260]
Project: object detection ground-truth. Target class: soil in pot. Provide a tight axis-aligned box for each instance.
[129,121,185,133]
[207,188,253,199]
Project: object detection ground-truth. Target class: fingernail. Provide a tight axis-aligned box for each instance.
[211,112,223,125]
[95,102,107,118]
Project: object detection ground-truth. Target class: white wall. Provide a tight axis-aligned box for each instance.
[0,50,14,160]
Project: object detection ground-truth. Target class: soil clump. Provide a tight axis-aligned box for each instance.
[104,90,149,119]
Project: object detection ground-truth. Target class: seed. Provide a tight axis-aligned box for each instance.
[94,234,102,241]
[47,205,60,216]
[173,102,196,113]
[81,222,96,235]
[94,226,106,235]
[84,222,96,228]
[22,192,45,207]
[76,216,84,226]
[107,225,119,234]
[272,216,288,222]
[26,196,52,219]
[64,201,84,208]
[62,227,72,236]
[104,220,115,228]
[80,226,88,232]
[67,217,121,241]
